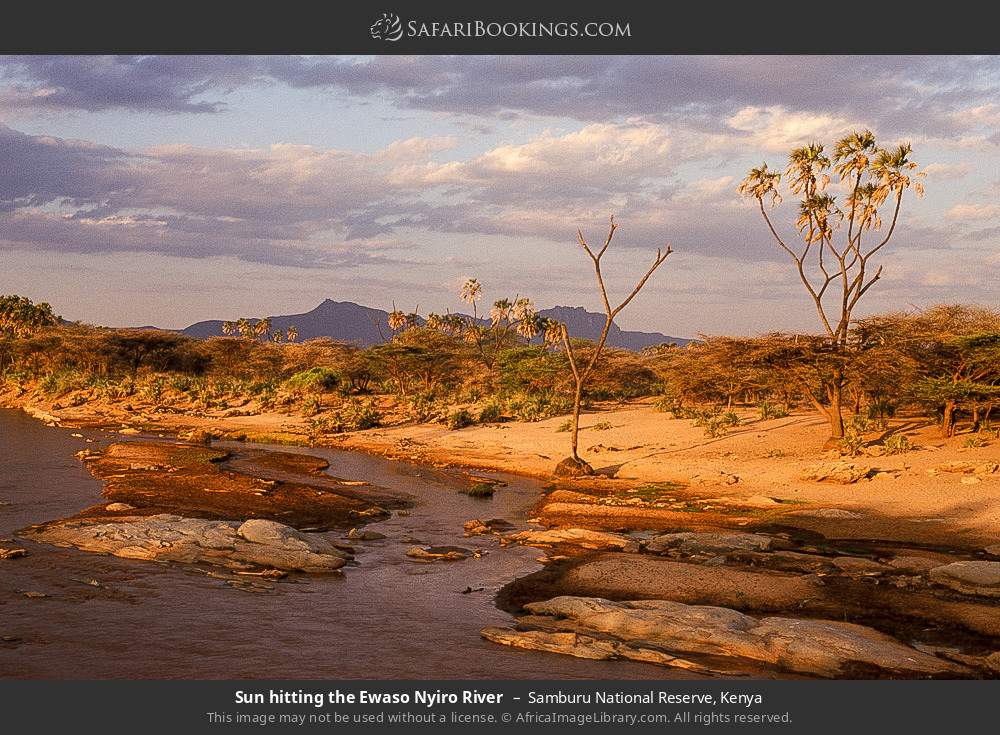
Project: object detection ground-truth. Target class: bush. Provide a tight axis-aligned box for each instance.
[883,433,912,455]
[592,421,613,431]
[447,409,476,430]
[312,399,383,434]
[507,392,573,422]
[283,367,340,394]
[464,482,495,498]
[478,398,505,424]
[555,419,572,432]
[841,427,866,456]
[691,407,740,438]
[302,396,322,416]
[406,393,447,423]
[757,400,788,420]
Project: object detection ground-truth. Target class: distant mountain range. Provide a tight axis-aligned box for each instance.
[180,299,689,350]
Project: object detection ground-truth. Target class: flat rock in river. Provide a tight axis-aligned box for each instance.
[505,528,639,553]
[483,596,967,678]
[929,561,1000,597]
[20,514,349,573]
[644,531,772,556]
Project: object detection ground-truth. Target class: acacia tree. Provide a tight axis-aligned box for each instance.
[552,216,671,475]
[738,131,922,442]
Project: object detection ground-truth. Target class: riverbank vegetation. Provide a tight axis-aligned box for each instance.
[2,293,998,450]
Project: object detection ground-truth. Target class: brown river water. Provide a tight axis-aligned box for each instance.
[0,409,673,679]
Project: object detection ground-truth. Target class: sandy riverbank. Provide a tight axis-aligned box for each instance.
[5,388,1000,546]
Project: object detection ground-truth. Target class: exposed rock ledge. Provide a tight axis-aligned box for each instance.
[20,515,349,573]
[482,596,969,678]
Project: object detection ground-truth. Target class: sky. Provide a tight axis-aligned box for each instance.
[1,55,998,338]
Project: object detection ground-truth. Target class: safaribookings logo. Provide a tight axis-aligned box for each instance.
[370,12,404,41]
[369,13,631,42]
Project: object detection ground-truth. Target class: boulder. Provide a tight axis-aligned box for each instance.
[929,561,1000,598]
[347,527,386,541]
[645,531,772,557]
[484,596,966,678]
[104,502,135,512]
[22,514,348,573]
[506,528,640,553]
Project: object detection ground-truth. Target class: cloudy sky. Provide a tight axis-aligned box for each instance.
[1,55,998,337]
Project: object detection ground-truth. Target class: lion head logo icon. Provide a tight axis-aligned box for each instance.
[370,12,403,42]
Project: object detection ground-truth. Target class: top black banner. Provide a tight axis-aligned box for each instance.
[2,1,997,54]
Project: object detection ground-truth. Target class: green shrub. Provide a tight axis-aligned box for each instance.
[757,400,788,420]
[407,393,446,423]
[447,409,475,430]
[302,396,322,416]
[478,398,505,424]
[840,427,866,456]
[311,399,383,434]
[691,407,739,438]
[883,433,912,455]
[592,421,613,431]
[507,392,572,422]
[283,367,340,394]
[964,435,986,449]
[555,419,572,432]
[464,482,495,498]
[39,370,86,397]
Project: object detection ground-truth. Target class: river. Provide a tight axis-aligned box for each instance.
[0,409,673,679]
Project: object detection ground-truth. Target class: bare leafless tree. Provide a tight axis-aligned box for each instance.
[553,216,671,475]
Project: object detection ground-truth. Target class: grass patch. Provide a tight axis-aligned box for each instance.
[463,482,496,498]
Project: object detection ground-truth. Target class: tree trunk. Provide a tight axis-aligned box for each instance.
[570,380,583,460]
[942,401,956,438]
[826,370,845,441]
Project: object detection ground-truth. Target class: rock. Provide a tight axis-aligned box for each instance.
[929,561,1000,598]
[800,462,872,484]
[118,427,141,436]
[75,450,100,461]
[506,528,640,553]
[976,462,1000,475]
[463,518,514,537]
[0,548,27,560]
[960,476,982,485]
[691,472,740,486]
[786,508,862,519]
[347,528,386,541]
[24,407,61,425]
[484,596,965,678]
[179,428,215,444]
[554,456,595,478]
[887,556,940,575]
[23,514,348,573]
[104,503,135,512]
[645,532,772,557]
[406,546,468,562]
[831,556,890,576]
[984,545,1000,557]
[23,591,48,599]
[985,652,1000,674]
